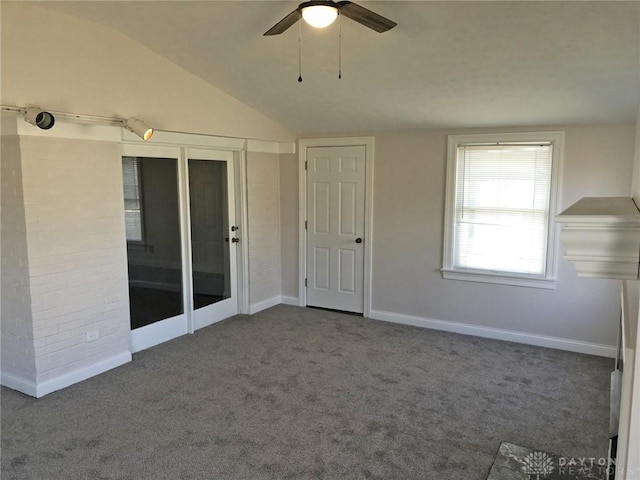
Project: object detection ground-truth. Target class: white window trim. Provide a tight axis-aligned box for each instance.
[442,131,564,289]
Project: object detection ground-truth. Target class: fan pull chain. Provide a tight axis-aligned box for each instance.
[298,20,303,83]
[338,13,342,79]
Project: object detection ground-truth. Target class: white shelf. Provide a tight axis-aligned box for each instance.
[556,197,640,280]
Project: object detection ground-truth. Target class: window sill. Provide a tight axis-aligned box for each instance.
[441,268,557,289]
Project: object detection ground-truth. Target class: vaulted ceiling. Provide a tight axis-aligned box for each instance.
[38,1,640,135]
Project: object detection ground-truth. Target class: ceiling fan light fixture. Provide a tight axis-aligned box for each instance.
[301,4,338,28]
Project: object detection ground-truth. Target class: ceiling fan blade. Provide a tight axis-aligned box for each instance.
[337,1,397,33]
[264,9,302,36]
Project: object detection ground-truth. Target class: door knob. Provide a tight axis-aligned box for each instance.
[355,237,363,244]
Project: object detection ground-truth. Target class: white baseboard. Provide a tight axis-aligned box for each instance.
[1,371,38,397]
[280,295,300,306]
[2,351,132,398]
[369,309,617,358]
[248,295,282,315]
[36,351,132,398]
[249,295,299,314]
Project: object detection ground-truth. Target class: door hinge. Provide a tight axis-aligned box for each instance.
[305,278,307,287]
[305,220,307,230]
[305,161,308,170]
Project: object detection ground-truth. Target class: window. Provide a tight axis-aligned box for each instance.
[442,132,563,288]
[122,157,144,243]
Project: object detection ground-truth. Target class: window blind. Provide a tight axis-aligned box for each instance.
[122,157,143,242]
[454,143,553,276]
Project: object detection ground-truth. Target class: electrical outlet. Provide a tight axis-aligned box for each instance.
[86,330,100,342]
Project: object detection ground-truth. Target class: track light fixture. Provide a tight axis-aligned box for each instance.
[2,105,155,141]
[24,106,55,130]
[124,117,154,141]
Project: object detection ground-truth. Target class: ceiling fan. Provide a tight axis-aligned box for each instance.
[264,0,397,36]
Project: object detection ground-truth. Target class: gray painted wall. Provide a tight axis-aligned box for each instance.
[247,152,282,307]
[371,125,635,347]
[279,153,299,299]
[283,124,636,348]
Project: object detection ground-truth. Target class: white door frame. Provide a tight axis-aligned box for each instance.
[122,130,250,316]
[298,137,374,317]
[122,135,250,353]
[185,148,239,331]
[122,143,189,352]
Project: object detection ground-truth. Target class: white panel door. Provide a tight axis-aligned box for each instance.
[306,145,366,313]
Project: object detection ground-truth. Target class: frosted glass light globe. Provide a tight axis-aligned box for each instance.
[302,5,338,28]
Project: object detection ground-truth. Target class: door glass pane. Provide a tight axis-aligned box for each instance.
[188,159,230,309]
[122,157,183,329]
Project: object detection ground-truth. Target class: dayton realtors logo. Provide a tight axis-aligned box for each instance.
[521,451,611,479]
[522,451,555,479]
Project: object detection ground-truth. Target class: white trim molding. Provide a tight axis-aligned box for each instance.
[1,113,122,142]
[298,137,375,318]
[443,131,564,289]
[441,269,557,289]
[248,295,299,314]
[280,295,299,306]
[0,371,38,398]
[35,351,132,398]
[369,309,617,358]
[236,149,251,315]
[246,139,296,154]
[124,130,294,155]
[123,129,245,150]
[248,295,282,315]
[1,109,293,155]
[1,351,132,398]
[556,197,640,280]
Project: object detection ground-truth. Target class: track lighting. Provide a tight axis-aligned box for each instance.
[24,106,55,130]
[124,117,154,141]
[3,105,155,141]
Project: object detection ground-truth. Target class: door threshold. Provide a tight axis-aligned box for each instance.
[306,306,363,317]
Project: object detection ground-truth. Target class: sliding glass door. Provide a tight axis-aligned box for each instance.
[122,145,238,352]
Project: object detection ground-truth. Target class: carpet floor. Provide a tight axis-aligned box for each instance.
[1,305,612,479]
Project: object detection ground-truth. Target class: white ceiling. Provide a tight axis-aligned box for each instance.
[38,1,640,135]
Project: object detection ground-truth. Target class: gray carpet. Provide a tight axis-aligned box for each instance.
[1,305,612,479]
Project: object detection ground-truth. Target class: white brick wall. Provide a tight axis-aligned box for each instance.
[1,135,37,384]
[2,135,289,393]
[1,135,131,395]
[247,152,282,307]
